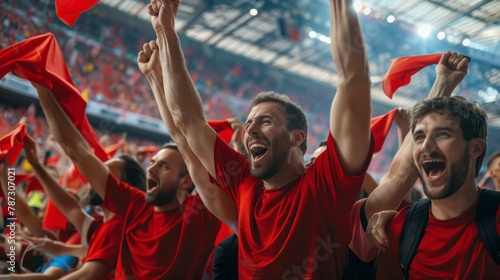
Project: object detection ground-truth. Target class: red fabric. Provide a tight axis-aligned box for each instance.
[388,190,500,279]
[382,54,442,98]
[45,150,61,166]
[104,139,125,158]
[211,132,373,279]
[86,216,123,279]
[214,223,233,247]
[102,174,221,279]
[25,177,44,194]
[208,120,233,144]
[55,0,100,27]
[0,33,108,163]
[0,124,27,165]
[43,199,69,232]
[371,109,397,154]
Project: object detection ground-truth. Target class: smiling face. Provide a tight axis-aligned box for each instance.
[244,102,293,179]
[412,113,473,199]
[145,148,189,206]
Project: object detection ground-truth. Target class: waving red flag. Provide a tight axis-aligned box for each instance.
[371,109,397,153]
[0,33,108,163]
[55,0,100,27]
[382,54,442,98]
[0,124,27,166]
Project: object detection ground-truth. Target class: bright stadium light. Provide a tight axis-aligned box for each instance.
[417,25,432,38]
[362,7,371,15]
[249,8,258,16]
[386,15,395,23]
[353,1,362,13]
[437,32,446,40]
[309,31,317,38]
[462,38,471,46]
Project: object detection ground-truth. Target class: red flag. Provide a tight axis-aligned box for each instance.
[43,199,69,232]
[0,124,27,166]
[55,0,100,27]
[208,120,233,144]
[370,109,398,153]
[382,54,442,98]
[0,33,108,163]
[104,139,126,158]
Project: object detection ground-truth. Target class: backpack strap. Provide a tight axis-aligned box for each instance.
[476,189,500,265]
[399,198,431,280]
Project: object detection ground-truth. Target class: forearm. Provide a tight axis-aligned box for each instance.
[41,240,87,257]
[365,133,418,218]
[1,174,43,237]
[37,87,109,199]
[329,0,370,90]
[31,163,87,233]
[428,76,460,99]
[155,28,207,136]
[37,88,93,165]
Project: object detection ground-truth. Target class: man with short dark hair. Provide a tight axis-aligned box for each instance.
[149,0,373,277]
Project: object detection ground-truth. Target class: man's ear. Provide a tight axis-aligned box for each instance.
[291,130,306,147]
[470,138,485,159]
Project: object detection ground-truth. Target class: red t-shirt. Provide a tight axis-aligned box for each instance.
[349,198,411,279]
[103,174,221,279]
[85,216,123,279]
[387,190,500,279]
[212,133,372,279]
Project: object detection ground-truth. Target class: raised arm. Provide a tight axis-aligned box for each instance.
[364,51,469,220]
[328,0,372,175]
[33,84,110,200]
[138,40,238,229]
[148,0,218,177]
[0,157,44,237]
[23,135,93,235]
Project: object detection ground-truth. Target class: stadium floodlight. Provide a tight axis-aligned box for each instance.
[353,1,362,13]
[437,32,446,40]
[462,38,471,46]
[309,31,317,38]
[249,8,258,16]
[417,25,432,38]
[386,15,395,23]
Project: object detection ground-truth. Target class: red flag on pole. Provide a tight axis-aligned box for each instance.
[382,54,442,98]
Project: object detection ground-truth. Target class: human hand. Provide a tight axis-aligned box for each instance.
[23,134,41,168]
[366,210,397,252]
[137,40,162,76]
[435,51,469,85]
[148,0,180,32]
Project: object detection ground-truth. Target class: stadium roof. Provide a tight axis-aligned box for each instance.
[99,0,500,125]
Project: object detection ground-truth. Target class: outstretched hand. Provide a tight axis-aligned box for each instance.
[23,134,41,168]
[436,51,469,85]
[148,0,180,32]
[366,210,397,252]
[227,117,244,152]
[137,40,162,76]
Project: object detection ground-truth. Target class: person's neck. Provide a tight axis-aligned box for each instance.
[263,157,306,190]
[430,177,479,220]
[493,178,500,192]
[102,208,115,222]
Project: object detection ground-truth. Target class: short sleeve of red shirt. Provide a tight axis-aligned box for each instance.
[349,199,378,262]
[212,136,251,205]
[85,216,123,270]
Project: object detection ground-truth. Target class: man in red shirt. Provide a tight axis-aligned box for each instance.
[34,84,223,277]
[149,0,373,278]
[366,96,500,279]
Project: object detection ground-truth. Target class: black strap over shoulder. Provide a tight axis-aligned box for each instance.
[476,189,500,266]
[399,198,431,280]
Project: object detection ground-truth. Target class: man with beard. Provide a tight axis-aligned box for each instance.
[3,134,145,280]
[365,96,500,279]
[33,80,222,278]
[149,0,373,278]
